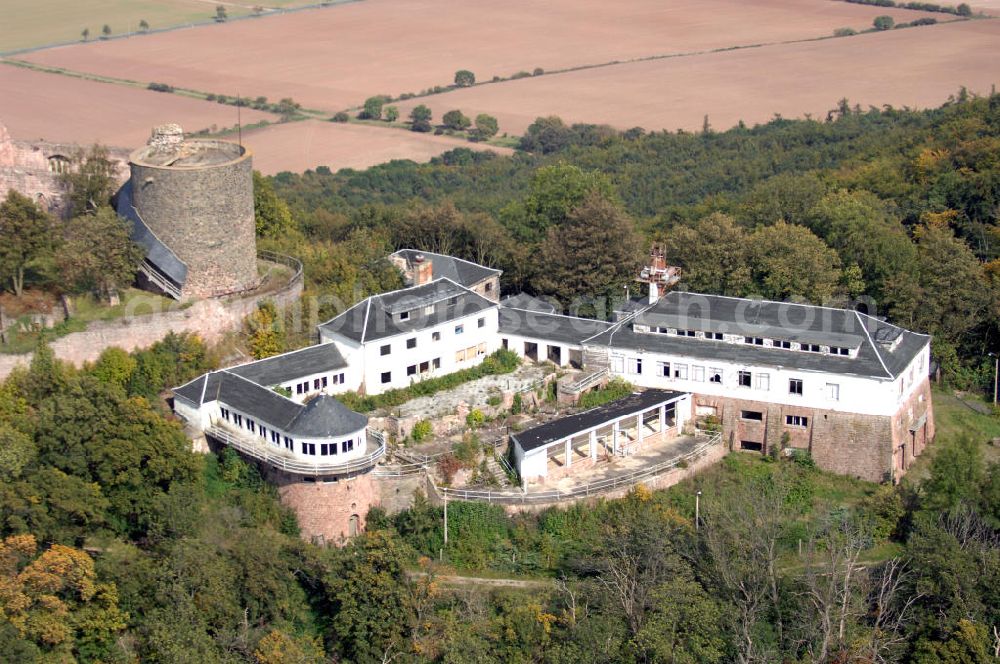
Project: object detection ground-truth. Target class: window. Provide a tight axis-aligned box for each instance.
[786,415,809,427]
[419,361,429,373]
[321,443,338,456]
[755,373,770,391]
[741,410,763,421]
[284,436,293,450]
[709,368,723,383]
[692,365,705,382]
[485,282,493,292]
[407,365,417,376]
[259,425,267,438]
[342,439,355,453]
[773,339,791,349]
[381,371,391,384]
[333,373,344,385]
[659,362,671,377]
[234,414,243,426]
[826,383,840,401]
[673,364,688,380]
[313,378,321,390]
[432,357,441,369]
[830,346,850,356]
[296,382,304,395]
[740,440,763,452]
[744,336,764,346]
[804,344,821,353]
[611,355,624,373]
[455,324,464,335]
[478,317,485,328]
[738,370,752,388]
[407,337,416,349]
[400,311,410,321]
[302,442,316,455]
[789,378,803,395]
[380,344,391,356]
[432,331,441,341]
[322,376,328,388]
[629,358,643,375]
[221,407,230,421]
[271,431,279,444]
[708,332,724,340]
[247,420,255,433]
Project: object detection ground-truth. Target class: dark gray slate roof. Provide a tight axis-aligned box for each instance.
[587,292,929,380]
[501,293,557,314]
[512,389,687,452]
[319,278,496,343]
[228,343,347,386]
[392,249,500,288]
[115,183,188,286]
[499,308,613,345]
[173,371,367,437]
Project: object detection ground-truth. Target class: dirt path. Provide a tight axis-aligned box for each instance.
[407,570,551,589]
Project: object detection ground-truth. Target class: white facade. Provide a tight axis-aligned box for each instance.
[606,342,930,418]
[322,306,500,395]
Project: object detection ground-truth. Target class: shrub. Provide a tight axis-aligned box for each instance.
[577,378,634,409]
[437,454,462,485]
[466,408,486,429]
[410,105,433,132]
[410,419,432,442]
[486,394,502,407]
[362,96,384,120]
[385,106,399,122]
[453,433,481,467]
[511,70,532,79]
[474,113,499,140]
[859,484,904,540]
[532,67,544,76]
[511,392,523,414]
[331,112,350,123]
[873,15,895,30]
[454,69,476,87]
[442,109,471,131]
[957,2,972,15]
[833,27,857,37]
[147,82,175,93]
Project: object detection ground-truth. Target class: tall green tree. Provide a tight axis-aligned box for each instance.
[749,221,842,302]
[253,171,294,239]
[362,96,384,120]
[532,193,642,308]
[474,113,499,140]
[662,213,752,296]
[0,190,56,296]
[59,144,118,217]
[409,105,433,132]
[57,207,143,300]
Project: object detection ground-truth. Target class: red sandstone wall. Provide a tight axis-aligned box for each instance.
[275,471,380,545]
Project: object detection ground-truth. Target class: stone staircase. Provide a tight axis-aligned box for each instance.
[485,452,512,488]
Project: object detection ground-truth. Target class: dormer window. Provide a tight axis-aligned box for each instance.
[803,344,821,353]
[830,346,850,356]
[773,339,791,349]
[400,311,410,321]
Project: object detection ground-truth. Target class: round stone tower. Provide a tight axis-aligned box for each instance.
[127,125,258,299]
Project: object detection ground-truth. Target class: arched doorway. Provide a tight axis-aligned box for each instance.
[348,514,361,537]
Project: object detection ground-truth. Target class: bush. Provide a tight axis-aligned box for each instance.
[410,104,433,132]
[147,82,174,93]
[833,27,857,37]
[511,70,532,79]
[454,69,475,87]
[511,392,523,414]
[442,109,471,131]
[577,378,634,409]
[532,67,544,76]
[454,432,481,466]
[873,15,895,30]
[411,419,432,442]
[331,112,350,123]
[466,408,486,429]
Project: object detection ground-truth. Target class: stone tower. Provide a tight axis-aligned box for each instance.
[125,125,258,299]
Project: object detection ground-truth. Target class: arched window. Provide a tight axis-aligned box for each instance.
[348,514,360,537]
[47,155,71,174]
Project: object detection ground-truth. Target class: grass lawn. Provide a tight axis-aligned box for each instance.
[905,387,1000,480]
[0,0,335,53]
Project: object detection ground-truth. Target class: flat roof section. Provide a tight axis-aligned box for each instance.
[512,389,688,453]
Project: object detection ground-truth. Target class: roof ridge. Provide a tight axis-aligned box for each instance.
[854,310,894,379]
[669,290,857,315]
[502,306,613,324]
[360,297,372,344]
[228,341,340,370]
[393,248,502,274]
[222,369,304,405]
[855,310,931,338]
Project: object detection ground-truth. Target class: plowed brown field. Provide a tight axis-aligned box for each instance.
[0,64,274,147]
[242,120,513,175]
[20,0,940,111]
[394,19,1000,135]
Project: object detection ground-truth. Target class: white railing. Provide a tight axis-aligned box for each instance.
[435,432,722,504]
[560,368,609,394]
[206,425,385,475]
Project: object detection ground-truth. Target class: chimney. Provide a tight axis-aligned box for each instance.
[413,254,433,286]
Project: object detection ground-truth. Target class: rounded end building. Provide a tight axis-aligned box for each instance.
[127,125,259,299]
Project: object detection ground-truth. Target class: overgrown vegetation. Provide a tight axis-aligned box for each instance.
[336,349,520,412]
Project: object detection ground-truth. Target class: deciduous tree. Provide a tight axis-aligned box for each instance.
[453,70,475,87]
[0,190,56,296]
[57,207,144,300]
[474,113,499,140]
[409,105,433,132]
[442,109,471,131]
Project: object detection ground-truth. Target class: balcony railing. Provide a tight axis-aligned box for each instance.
[206,423,385,476]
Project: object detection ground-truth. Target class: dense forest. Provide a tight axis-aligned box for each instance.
[264,92,1000,392]
[0,334,997,662]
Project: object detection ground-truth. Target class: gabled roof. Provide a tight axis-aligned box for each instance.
[391,249,500,288]
[319,278,497,343]
[227,343,348,386]
[173,370,367,437]
[586,291,929,380]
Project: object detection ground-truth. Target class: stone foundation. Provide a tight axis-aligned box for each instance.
[272,470,380,546]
